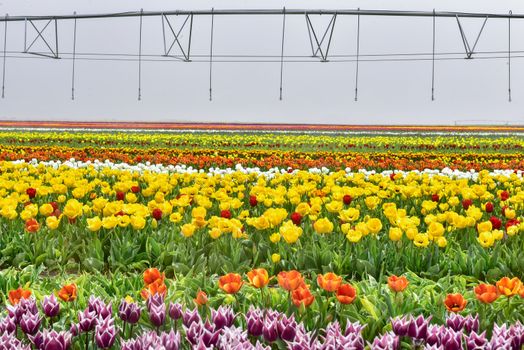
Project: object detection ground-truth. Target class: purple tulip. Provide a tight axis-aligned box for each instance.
[464,330,488,350]
[369,332,399,350]
[439,328,462,350]
[88,296,112,319]
[146,294,164,310]
[0,332,31,350]
[193,338,214,350]
[78,308,97,333]
[120,339,138,350]
[200,324,220,347]
[278,314,297,342]
[246,309,264,337]
[185,321,203,345]
[407,315,431,340]
[423,345,444,350]
[263,319,279,343]
[38,330,72,350]
[509,323,524,349]
[169,302,183,320]
[463,315,479,334]
[20,312,42,335]
[345,320,366,335]
[0,316,17,334]
[118,299,142,324]
[182,308,202,328]
[95,316,117,349]
[489,335,512,350]
[160,330,181,350]
[211,306,235,330]
[7,298,38,324]
[41,295,60,318]
[391,315,410,337]
[148,302,166,328]
[217,326,249,349]
[69,323,80,337]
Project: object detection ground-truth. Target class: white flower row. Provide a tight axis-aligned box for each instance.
[10,158,522,181]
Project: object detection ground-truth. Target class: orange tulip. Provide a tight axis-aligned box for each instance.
[58,283,77,302]
[291,286,315,307]
[388,275,409,293]
[496,277,522,297]
[277,270,304,291]
[218,273,243,294]
[141,279,168,300]
[247,268,269,288]
[25,218,40,233]
[317,272,342,292]
[8,287,32,305]
[143,268,164,286]
[336,283,357,305]
[444,293,467,313]
[194,290,208,306]
[474,284,499,304]
[519,285,524,298]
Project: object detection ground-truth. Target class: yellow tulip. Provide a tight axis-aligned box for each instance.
[86,216,102,231]
[313,218,334,234]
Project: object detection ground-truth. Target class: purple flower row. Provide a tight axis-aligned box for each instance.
[0,294,523,349]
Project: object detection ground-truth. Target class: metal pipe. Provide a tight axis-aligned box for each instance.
[2,9,524,22]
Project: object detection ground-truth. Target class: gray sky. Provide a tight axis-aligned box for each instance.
[1,0,524,125]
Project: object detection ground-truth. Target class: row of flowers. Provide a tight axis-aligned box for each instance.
[7,268,524,325]
[0,161,522,276]
[3,144,524,170]
[2,290,523,350]
[2,130,524,153]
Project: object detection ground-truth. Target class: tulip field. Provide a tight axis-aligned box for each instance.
[0,125,523,349]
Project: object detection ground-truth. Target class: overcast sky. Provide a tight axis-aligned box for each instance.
[0,0,524,125]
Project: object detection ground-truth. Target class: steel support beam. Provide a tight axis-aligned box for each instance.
[161,13,193,61]
[455,15,488,59]
[24,18,60,59]
[305,13,337,61]
[2,9,524,21]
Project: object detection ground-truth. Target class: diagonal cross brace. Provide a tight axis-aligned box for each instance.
[24,18,59,59]
[455,15,488,59]
[162,14,193,61]
[305,13,337,61]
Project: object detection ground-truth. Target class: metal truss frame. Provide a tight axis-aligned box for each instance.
[0,9,520,101]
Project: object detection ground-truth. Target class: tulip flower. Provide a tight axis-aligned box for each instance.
[20,313,42,335]
[474,283,499,304]
[444,293,467,313]
[149,303,166,328]
[8,287,31,305]
[143,268,164,285]
[317,272,342,292]
[211,306,235,329]
[387,275,409,293]
[291,286,315,308]
[247,268,269,288]
[118,298,142,324]
[218,273,243,294]
[35,330,72,350]
[277,270,304,291]
[78,308,97,332]
[336,283,357,305]
[496,277,522,297]
[58,284,77,302]
[194,290,208,306]
[41,294,60,318]
[95,316,117,349]
[25,218,40,233]
[169,302,183,320]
